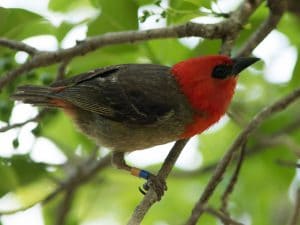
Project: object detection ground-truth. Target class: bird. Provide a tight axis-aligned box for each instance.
[11,55,259,199]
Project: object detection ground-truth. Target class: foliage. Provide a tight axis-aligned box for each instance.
[0,0,299,225]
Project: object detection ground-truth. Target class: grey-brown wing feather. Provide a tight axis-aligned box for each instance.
[53,64,182,124]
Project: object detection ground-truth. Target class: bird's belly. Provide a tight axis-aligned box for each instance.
[76,113,188,152]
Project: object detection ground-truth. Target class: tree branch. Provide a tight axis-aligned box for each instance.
[237,0,287,57]
[55,59,70,81]
[0,109,47,132]
[185,86,300,225]
[127,139,189,225]
[55,188,76,225]
[288,188,300,225]
[0,38,38,55]
[221,142,246,214]
[0,154,111,216]
[0,0,262,91]
[205,207,244,225]
[276,159,300,168]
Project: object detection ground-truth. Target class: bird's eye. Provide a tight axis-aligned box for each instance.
[212,65,232,79]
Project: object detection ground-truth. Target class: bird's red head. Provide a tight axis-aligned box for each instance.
[171,55,259,138]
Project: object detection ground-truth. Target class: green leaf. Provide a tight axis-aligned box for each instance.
[0,7,57,40]
[48,0,92,12]
[0,98,13,122]
[192,39,222,55]
[290,54,300,88]
[138,0,157,6]
[146,39,191,64]
[0,155,49,197]
[233,146,294,225]
[9,155,48,185]
[200,120,240,164]
[0,160,18,197]
[68,44,140,73]
[12,138,19,149]
[278,14,300,46]
[167,0,206,24]
[0,54,16,121]
[15,179,57,207]
[183,0,211,8]
[56,22,75,42]
[87,0,138,36]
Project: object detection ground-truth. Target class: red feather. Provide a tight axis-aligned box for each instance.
[171,55,237,138]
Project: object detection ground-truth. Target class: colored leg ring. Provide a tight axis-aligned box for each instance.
[131,168,150,180]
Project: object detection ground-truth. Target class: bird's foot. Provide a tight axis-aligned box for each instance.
[139,174,167,201]
[112,153,167,200]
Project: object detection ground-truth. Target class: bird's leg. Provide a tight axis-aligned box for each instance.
[111,151,167,200]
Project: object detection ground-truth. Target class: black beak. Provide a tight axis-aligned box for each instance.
[231,57,260,75]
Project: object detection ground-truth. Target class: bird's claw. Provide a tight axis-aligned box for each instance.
[138,174,167,201]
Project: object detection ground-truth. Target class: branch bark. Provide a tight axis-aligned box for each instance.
[0,109,47,132]
[0,154,111,216]
[288,188,300,225]
[221,142,246,214]
[55,188,76,225]
[205,207,244,225]
[0,0,262,91]
[237,0,287,57]
[127,139,189,225]
[0,38,37,55]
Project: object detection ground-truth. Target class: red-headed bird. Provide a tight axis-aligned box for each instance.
[12,55,259,199]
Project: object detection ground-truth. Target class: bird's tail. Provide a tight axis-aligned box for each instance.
[11,85,59,107]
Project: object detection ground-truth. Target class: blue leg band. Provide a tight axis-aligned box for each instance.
[139,170,150,180]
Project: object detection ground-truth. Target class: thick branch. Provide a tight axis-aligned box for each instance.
[0,0,262,91]
[0,23,222,90]
[185,87,300,225]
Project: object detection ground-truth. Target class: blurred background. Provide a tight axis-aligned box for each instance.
[0,0,300,224]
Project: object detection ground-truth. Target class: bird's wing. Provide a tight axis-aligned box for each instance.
[53,64,181,124]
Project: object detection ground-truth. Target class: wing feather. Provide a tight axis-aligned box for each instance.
[54,64,179,124]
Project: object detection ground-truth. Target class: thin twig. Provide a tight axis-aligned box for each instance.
[288,188,300,225]
[0,109,47,132]
[220,34,238,56]
[257,135,300,156]
[276,159,300,168]
[205,207,244,225]
[55,188,76,225]
[0,59,42,90]
[221,141,246,214]
[272,117,300,136]
[185,87,300,225]
[0,38,38,55]
[127,139,189,225]
[0,154,111,216]
[173,131,300,179]
[237,0,287,57]
[55,59,70,81]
